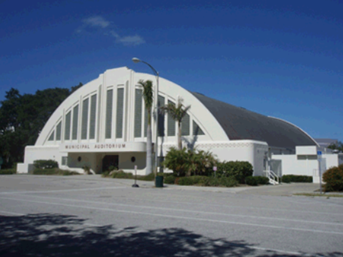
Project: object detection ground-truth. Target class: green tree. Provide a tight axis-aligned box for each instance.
[0,87,71,168]
[70,82,83,94]
[138,80,154,175]
[160,98,191,150]
[328,141,343,152]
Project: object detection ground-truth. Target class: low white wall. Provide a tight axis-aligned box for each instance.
[323,154,340,170]
[17,146,62,173]
[272,154,319,182]
[162,140,268,176]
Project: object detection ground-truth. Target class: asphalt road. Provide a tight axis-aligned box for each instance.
[0,175,342,257]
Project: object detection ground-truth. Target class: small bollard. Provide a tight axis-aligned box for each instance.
[132,165,139,188]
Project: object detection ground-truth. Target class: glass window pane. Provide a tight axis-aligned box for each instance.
[81,98,89,140]
[89,94,97,139]
[72,105,79,140]
[134,89,142,138]
[116,88,124,138]
[105,90,113,139]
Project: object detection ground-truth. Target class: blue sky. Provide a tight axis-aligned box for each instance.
[1,0,342,141]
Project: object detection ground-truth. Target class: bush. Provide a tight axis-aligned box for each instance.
[0,169,16,175]
[164,175,176,184]
[32,168,79,175]
[245,176,258,186]
[281,175,312,183]
[255,176,269,185]
[110,170,133,179]
[101,171,110,177]
[217,161,253,183]
[177,176,208,185]
[137,173,155,181]
[323,166,343,192]
[34,160,58,169]
[157,173,176,184]
[175,176,238,187]
[163,147,217,177]
[203,177,238,187]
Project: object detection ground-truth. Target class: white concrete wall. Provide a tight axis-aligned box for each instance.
[323,154,340,170]
[272,154,319,177]
[162,140,268,176]
[17,145,62,173]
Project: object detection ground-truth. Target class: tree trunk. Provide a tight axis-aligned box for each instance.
[178,121,182,150]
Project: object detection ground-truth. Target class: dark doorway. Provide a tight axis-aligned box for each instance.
[102,155,119,172]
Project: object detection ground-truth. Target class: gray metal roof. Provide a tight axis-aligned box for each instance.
[192,92,317,149]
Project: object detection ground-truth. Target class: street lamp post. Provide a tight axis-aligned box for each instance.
[132,57,159,175]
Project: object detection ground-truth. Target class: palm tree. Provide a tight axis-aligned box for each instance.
[160,98,191,150]
[138,80,154,175]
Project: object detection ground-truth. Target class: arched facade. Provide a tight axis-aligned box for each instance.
[17,67,318,176]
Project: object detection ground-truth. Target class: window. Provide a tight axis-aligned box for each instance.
[72,105,79,140]
[64,111,71,140]
[89,94,97,139]
[193,121,204,135]
[116,88,124,138]
[181,113,190,136]
[158,95,165,136]
[61,156,68,166]
[56,121,62,140]
[134,89,142,137]
[48,131,54,141]
[167,100,176,136]
[105,89,113,139]
[81,98,89,140]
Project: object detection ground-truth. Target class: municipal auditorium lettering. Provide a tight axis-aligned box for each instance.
[65,144,126,150]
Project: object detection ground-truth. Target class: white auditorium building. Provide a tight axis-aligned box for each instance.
[17,67,343,182]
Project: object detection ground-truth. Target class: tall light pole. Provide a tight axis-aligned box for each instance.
[132,57,159,175]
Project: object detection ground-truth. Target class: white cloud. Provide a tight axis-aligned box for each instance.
[82,16,110,28]
[79,16,145,46]
[109,31,145,46]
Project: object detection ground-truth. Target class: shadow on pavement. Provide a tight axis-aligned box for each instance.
[0,213,341,257]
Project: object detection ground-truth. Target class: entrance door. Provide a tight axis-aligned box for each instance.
[102,155,119,172]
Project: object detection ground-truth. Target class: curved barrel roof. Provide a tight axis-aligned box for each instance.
[192,92,317,149]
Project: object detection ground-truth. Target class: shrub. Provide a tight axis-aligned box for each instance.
[137,173,155,181]
[255,176,269,185]
[33,160,58,169]
[164,175,176,184]
[202,177,238,187]
[32,168,79,175]
[219,177,239,187]
[323,166,343,192]
[101,171,110,177]
[111,170,133,179]
[163,147,217,177]
[177,176,208,185]
[217,161,253,183]
[281,175,312,183]
[82,165,91,174]
[245,176,258,186]
[0,169,16,175]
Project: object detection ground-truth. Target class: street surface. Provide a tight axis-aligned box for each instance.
[0,175,342,256]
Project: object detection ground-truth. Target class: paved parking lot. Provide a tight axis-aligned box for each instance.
[1,175,343,256]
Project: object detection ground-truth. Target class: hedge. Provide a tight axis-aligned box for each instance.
[33,160,58,169]
[323,165,343,192]
[245,176,270,186]
[282,175,312,183]
[217,161,253,183]
[32,168,79,175]
[0,169,16,175]
[176,176,238,187]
